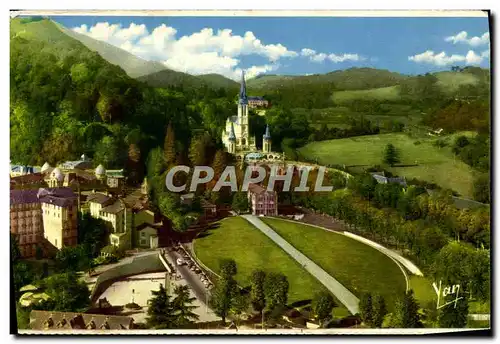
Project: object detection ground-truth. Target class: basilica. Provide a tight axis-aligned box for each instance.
[222,71,281,162]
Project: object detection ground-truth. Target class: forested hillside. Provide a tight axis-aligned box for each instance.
[10,17,235,169]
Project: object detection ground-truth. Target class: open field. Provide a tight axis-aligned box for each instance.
[298,133,476,198]
[262,218,406,310]
[193,217,328,304]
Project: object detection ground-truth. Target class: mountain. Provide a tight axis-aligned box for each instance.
[198,73,239,90]
[247,68,408,91]
[59,23,168,78]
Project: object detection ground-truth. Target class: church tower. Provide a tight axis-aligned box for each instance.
[263,125,272,153]
[228,122,236,154]
[237,71,249,150]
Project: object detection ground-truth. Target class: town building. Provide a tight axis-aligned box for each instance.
[247,183,278,216]
[370,172,407,187]
[10,187,78,257]
[10,173,47,190]
[86,192,132,250]
[39,188,78,249]
[29,310,135,330]
[10,164,40,177]
[247,96,269,108]
[10,189,44,258]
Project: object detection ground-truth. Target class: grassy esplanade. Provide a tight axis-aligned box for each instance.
[193,216,327,304]
[298,132,475,198]
[262,218,407,309]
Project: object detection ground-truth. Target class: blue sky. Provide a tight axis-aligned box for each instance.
[50,15,490,80]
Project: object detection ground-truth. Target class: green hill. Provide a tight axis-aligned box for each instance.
[298,133,476,198]
[59,23,168,78]
[198,73,239,89]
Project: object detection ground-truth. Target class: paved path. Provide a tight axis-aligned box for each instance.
[241,215,359,314]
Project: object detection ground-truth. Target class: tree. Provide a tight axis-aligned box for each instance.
[359,293,373,326]
[164,121,176,167]
[438,297,469,328]
[39,272,91,312]
[219,259,237,278]
[210,277,237,325]
[146,283,175,329]
[210,259,239,325]
[263,273,289,311]
[212,150,229,178]
[250,270,266,315]
[392,290,422,328]
[171,285,199,327]
[312,291,336,326]
[372,294,388,328]
[126,143,143,185]
[232,192,249,214]
[55,245,89,272]
[473,173,490,203]
[78,212,109,258]
[231,293,250,326]
[383,143,400,167]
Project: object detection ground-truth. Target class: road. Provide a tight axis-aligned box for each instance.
[164,249,211,310]
[241,214,359,314]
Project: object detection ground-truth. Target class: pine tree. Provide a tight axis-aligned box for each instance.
[127,143,142,185]
[172,285,199,327]
[146,283,175,329]
[437,297,469,328]
[359,293,373,326]
[212,150,228,178]
[372,294,388,328]
[383,143,400,167]
[250,270,266,315]
[393,290,422,328]
[164,121,176,167]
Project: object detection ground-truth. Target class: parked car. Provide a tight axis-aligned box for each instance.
[176,258,186,266]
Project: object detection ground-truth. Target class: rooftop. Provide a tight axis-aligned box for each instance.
[29,310,134,330]
[11,187,76,206]
[248,183,269,195]
[87,193,112,205]
[100,199,125,214]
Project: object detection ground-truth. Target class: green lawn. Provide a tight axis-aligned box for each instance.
[409,276,436,306]
[332,86,401,103]
[193,217,327,304]
[262,218,406,310]
[298,133,476,198]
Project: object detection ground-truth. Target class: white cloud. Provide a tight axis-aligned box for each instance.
[300,48,316,57]
[74,22,366,79]
[408,50,487,66]
[301,48,362,63]
[445,31,490,47]
[328,53,361,63]
[73,22,298,79]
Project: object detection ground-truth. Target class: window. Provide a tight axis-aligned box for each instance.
[141,232,146,237]
[140,239,147,246]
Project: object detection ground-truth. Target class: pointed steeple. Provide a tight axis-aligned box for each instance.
[228,122,236,141]
[263,125,271,140]
[239,70,248,105]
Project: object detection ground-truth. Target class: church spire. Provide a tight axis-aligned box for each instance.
[263,125,271,140]
[239,70,248,105]
[228,122,236,141]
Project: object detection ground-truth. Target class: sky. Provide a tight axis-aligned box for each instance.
[50,15,491,80]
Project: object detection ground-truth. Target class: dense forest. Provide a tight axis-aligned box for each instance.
[10,17,238,169]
